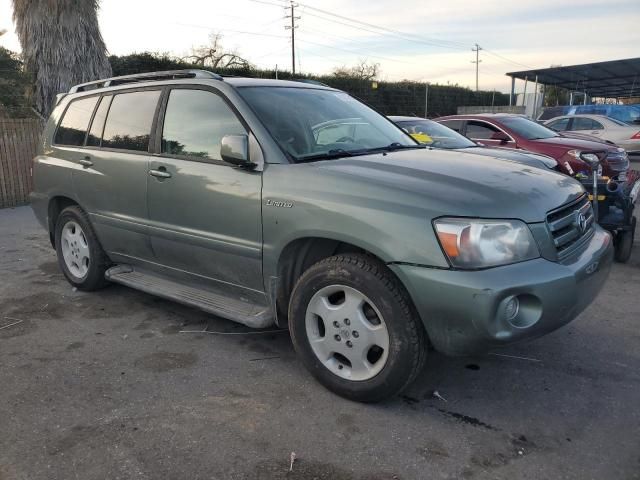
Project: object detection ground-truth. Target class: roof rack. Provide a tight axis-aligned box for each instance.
[68,69,222,93]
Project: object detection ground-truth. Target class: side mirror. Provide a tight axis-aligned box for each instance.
[491,131,510,143]
[221,135,254,168]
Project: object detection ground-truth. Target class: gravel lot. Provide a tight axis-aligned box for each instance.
[1,206,639,480]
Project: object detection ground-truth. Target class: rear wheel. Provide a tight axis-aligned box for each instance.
[288,254,427,402]
[614,216,636,263]
[55,206,110,291]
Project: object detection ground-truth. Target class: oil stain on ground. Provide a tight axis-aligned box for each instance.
[134,351,198,372]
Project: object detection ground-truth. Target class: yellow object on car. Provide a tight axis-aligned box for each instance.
[410,132,432,144]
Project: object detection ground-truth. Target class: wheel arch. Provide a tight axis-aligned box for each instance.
[274,236,401,327]
[47,196,80,247]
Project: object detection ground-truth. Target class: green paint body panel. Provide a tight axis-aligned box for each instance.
[30,76,613,355]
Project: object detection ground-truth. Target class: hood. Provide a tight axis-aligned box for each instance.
[316,148,584,223]
[559,131,615,145]
[534,135,616,151]
[459,146,558,169]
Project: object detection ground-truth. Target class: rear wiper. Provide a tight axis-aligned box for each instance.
[295,148,358,163]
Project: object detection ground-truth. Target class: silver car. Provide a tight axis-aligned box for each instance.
[545,114,640,156]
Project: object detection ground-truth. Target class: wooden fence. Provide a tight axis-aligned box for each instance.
[0,119,43,208]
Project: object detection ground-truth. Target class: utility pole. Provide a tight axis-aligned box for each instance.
[471,43,482,92]
[285,1,300,75]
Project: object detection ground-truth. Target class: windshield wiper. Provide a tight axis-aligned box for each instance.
[295,148,358,163]
[362,142,426,154]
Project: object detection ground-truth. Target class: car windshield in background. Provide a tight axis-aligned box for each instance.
[397,119,476,149]
[500,116,560,140]
[237,87,419,162]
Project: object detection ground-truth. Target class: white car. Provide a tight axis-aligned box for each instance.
[544,114,640,156]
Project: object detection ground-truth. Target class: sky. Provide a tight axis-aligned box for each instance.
[1,0,639,93]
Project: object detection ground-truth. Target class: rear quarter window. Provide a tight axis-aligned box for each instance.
[54,96,99,146]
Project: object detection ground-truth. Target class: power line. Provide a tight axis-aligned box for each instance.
[482,49,533,70]
[295,2,469,51]
[297,36,410,64]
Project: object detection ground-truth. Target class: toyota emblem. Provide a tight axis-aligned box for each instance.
[575,212,588,233]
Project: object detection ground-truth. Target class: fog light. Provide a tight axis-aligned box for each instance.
[504,296,520,321]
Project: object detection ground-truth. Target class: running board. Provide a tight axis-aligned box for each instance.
[105,265,274,329]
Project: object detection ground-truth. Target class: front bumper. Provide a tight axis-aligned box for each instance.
[390,227,613,355]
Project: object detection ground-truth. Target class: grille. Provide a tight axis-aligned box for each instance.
[605,150,629,173]
[546,195,595,257]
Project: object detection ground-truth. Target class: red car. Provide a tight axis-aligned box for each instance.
[435,114,630,178]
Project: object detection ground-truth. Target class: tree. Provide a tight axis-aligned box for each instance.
[12,0,112,116]
[183,33,253,69]
[333,60,380,81]
[0,47,32,118]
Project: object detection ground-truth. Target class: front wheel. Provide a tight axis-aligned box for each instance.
[288,254,427,402]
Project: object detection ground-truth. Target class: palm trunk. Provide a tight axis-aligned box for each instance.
[12,0,112,116]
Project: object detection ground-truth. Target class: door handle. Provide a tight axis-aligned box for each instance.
[79,156,93,168]
[149,168,172,179]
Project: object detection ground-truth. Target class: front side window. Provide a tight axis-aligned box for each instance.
[466,120,501,140]
[102,90,161,151]
[397,119,476,149]
[499,116,559,140]
[54,96,99,146]
[237,87,418,162]
[161,89,246,160]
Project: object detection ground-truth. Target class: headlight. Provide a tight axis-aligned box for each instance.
[434,218,540,269]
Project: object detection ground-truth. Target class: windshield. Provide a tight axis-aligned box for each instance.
[396,119,476,149]
[499,116,560,140]
[237,87,418,161]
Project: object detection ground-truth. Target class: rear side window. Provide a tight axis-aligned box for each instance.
[86,95,112,147]
[102,90,161,151]
[439,119,463,133]
[161,89,246,161]
[466,120,500,139]
[54,96,99,146]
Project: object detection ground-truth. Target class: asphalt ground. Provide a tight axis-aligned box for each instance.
[0,206,638,480]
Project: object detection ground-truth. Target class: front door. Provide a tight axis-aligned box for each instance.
[465,120,517,148]
[146,87,264,292]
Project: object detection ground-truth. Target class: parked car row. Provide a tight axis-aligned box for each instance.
[538,104,640,126]
[434,113,629,178]
[390,113,637,262]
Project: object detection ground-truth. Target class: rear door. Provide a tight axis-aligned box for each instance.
[146,86,263,292]
[72,88,162,263]
[570,117,604,138]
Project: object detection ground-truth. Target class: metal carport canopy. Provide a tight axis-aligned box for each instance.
[506,58,640,98]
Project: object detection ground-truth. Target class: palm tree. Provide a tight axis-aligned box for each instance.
[12,0,112,116]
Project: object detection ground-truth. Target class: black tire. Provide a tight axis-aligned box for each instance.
[614,216,636,263]
[54,205,110,291]
[288,253,427,403]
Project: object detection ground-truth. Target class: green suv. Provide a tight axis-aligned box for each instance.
[31,70,613,402]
